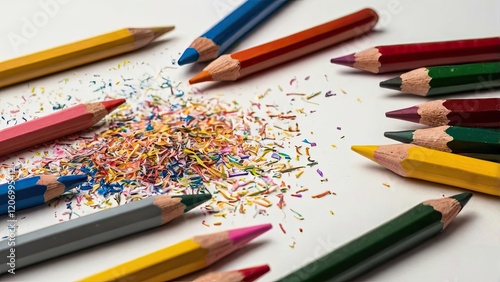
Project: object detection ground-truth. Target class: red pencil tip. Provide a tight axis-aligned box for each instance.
[385,106,420,123]
[189,71,213,85]
[101,98,126,113]
[330,53,355,66]
[238,264,271,282]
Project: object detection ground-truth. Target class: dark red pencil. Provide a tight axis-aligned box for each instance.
[386,98,500,128]
[331,37,500,73]
[193,264,271,282]
[0,99,125,156]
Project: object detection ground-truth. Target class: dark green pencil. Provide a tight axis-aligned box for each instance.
[277,192,472,282]
[380,62,500,96]
[0,193,211,273]
[384,126,500,156]
[460,153,500,163]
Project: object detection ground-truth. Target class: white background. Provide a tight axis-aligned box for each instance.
[0,0,499,281]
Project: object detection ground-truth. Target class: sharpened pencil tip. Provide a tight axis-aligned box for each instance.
[227,223,272,247]
[238,264,271,281]
[385,106,420,123]
[175,193,212,212]
[57,174,88,190]
[178,48,200,65]
[450,192,473,208]
[351,145,378,162]
[149,26,175,40]
[189,71,213,84]
[330,53,355,66]
[380,77,403,91]
[101,98,126,113]
[384,130,415,143]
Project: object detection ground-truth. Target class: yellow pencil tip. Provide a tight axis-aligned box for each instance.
[351,145,378,162]
[150,26,175,39]
[189,71,212,85]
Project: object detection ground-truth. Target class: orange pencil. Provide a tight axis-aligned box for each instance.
[189,8,379,84]
[0,99,125,157]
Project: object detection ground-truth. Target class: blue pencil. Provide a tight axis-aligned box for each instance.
[0,174,87,215]
[178,0,288,65]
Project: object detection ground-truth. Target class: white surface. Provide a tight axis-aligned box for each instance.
[0,0,499,281]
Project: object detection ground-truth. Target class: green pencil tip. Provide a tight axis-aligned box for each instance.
[175,193,212,212]
[380,77,403,91]
[383,130,415,143]
[450,192,473,208]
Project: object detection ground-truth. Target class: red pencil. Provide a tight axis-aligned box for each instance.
[0,99,125,156]
[193,264,271,282]
[386,98,500,128]
[331,37,500,73]
[189,8,379,84]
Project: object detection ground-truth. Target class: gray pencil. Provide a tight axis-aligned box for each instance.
[0,193,211,273]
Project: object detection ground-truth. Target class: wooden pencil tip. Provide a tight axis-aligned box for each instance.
[380,77,403,91]
[450,192,473,208]
[189,71,213,85]
[101,98,126,113]
[351,145,378,162]
[330,53,355,66]
[149,26,175,40]
[385,106,420,123]
[238,264,271,281]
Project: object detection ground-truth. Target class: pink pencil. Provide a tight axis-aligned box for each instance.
[81,223,273,281]
[0,98,125,157]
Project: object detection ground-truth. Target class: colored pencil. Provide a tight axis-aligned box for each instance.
[0,27,174,88]
[330,37,500,73]
[380,62,500,96]
[193,264,271,282]
[352,144,500,196]
[460,153,500,163]
[0,98,125,157]
[79,223,272,282]
[189,8,379,84]
[0,174,87,215]
[0,194,211,273]
[277,192,471,282]
[385,98,500,128]
[178,0,288,65]
[384,126,500,155]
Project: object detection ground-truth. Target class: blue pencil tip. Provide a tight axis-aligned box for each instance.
[178,48,200,65]
[57,174,88,190]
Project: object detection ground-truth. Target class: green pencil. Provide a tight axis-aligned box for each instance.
[380,62,500,96]
[384,126,500,156]
[460,152,500,163]
[0,193,211,273]
[277,192,472,282]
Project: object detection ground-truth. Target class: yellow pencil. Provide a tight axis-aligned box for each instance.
[0,26,174,88]
[79,223,272,282]
[352,144,500,196]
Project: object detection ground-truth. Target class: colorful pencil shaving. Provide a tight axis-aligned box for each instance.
[2,71,322,218]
